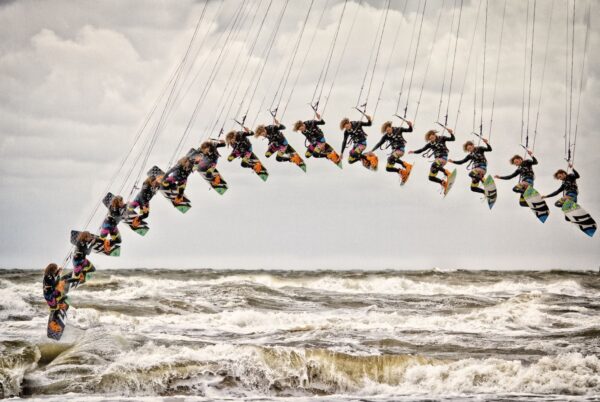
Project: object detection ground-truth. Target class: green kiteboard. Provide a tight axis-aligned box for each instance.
[562,199,596,237]
[483,175,497,209]
[444,169,458,196]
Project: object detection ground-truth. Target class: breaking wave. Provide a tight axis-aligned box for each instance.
[5,339,600,398]
[1,269,599,400]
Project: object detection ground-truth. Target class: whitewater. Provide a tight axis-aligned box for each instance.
[1,269,599,401]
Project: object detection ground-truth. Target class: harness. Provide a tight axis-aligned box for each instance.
[518,160,535,182]
[43,274,59,302]
[385,128,406,150]
[137,182,157,204]
[467,147,488,170]
[106,205,126,226]
[168,161,194,182]
[563,175,578,194]
[421,139,448,160]
[73,241,92,260]
[431,139,449,158]
[196,149,220,169]
[230,131,252,155]
[302,121,324,145]
[266,127,287,147]
[346,121,368,146]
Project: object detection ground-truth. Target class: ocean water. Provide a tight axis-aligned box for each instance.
[1,269,600,401]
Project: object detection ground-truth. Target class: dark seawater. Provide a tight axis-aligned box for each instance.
[1,269,600,401]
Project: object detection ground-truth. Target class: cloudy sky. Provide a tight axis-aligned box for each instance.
[1,0,598,270]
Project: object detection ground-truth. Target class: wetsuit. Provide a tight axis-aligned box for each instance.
[546,169,580,207]
[229,131,262,169]
[413,132,456,184]
[195,142,226,185]
[72,239,95,282]
[43,272,68,310]
[496,156,538,207]
[300,119,334,158]
[452,143,492,193]
[163,159,194,197]
[341,120,371,163]
[262,124,294,162]
[195,142,225,172]
[370,125,413,172]
[100,204,125,245]
[129,181,158,221]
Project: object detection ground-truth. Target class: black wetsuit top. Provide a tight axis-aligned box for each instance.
[105,205,126,226]
[73,240,93,260]
[135,181,158,204]
[265,124,287,146]
[413,133,456,159]
[452,143,492,168]
[300,119,326,144]
[197,142,226,167]
[497,156,538,182]
[43,273,59,301]
[546,169,580,197]
[370,126,414,152]
[341,120,371,154]
[232,131,254,154]
[165,160,194,182]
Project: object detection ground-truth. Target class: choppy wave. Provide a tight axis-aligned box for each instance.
[5,339,600,398]
[1,269,600,400]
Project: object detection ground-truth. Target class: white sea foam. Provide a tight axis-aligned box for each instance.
[0,281,37,321]
[64,292,598,348]
[94,273,591,298]
[2,270,599,400]
[40,342,600,397]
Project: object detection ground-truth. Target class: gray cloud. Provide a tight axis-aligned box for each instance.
[0,0,598,270]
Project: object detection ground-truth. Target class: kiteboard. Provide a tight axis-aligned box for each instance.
[523,186,550,223]
[70,230,120,257]
[443,169,457,196]
[149,166,192,213]
[326,149,343,169]
[361,152,379,171]
[123,211,149,236]
[198,168,228,195]
[483,175,497,209]
[248,154,269,182]
[290,152,307,172]
[561,199,597,237]
[400,162,414,186]
[47,302,69,340]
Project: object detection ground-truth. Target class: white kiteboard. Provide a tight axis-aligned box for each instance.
[561,199,596,237]
[523,186,549,223]
[483,175,497,210]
